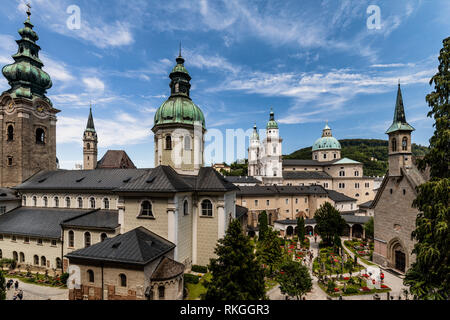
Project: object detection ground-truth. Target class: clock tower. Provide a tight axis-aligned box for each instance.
[0,7,59,187]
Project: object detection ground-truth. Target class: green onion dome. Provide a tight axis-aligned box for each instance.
[312,136,341,151]
[266,109,278,129]
[153,54,205,130]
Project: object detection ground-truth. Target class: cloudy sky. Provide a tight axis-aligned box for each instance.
[0,0,448,169]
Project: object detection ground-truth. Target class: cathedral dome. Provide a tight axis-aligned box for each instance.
[312,136,341,151]
[154,96,205,129]
[266,109,278,129]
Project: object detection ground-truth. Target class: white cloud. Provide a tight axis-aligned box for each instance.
[82,77,105,93]
[41,53,75,82]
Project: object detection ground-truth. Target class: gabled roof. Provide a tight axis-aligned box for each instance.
[65,226,175,266]
[97,150,136,169]
[359,200,373,209]
[283,171,331,180]
[0,207,93,239]
[326,189,357,203]
[151,257,185,281]
[194,167,239,192]
[235,205,248,219]
[61,209,119,231]
[333,158,361,165]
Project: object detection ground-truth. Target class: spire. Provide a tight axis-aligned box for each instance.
[267,108,278,129]
[322,121,332,137]
[1,4,52,100]
[251,123,259,140]
[386,83,415,134]
[169,46,191,99]
[86,106,96,132]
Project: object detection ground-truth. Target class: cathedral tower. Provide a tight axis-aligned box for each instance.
[312,122,341,162]
[152,51,205,175]
[261,109,283,184]
[0,7,59,187]
[83,107,98,170]
[386,83,415,177]
[248,124,261,177]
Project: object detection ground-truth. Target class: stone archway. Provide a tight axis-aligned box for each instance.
[342,224,350,237]
[305,225,314,236]
[286,226,294,236]
[352,224,363,238]
[387,238,408,273]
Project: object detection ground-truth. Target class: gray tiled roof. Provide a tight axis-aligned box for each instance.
[237,185,327,196]
[150,257,185,281]
[15,166,238,194]
[61,209,119,230]
[65,226,175,266]
[359,200,373,208]
[224,176,262,184]
[0,207,93,239]
[283,171,332,180]
[326,190,357,203]
[97,150,136,169]
[235,205,248,219]
[0,188,20,201]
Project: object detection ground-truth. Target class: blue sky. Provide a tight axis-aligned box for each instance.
[0,0,448,169]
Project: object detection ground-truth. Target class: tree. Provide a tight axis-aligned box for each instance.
[364,217,374,240]
[314,202,347,247]
[277,260,312,300]
[258,211,269,242]
[296,217,305,243]
[256,228,283,275]
[0,270,6,300]
[203,219,266,300]
[404,37,450,300]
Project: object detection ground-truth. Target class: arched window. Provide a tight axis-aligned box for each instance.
[32,196,37,207]
[77,197,83,208]
[68,230,74,247]
[87,269,95,283]
[84,232,91,248]
[201,199,213,217]
[56,258,62,269]
[392,138,397,152]
[22,196,27,206]
[33,255,39,265]
[183,200,189,216]
[89,197,96,209]
[140,201,153,217]
[165,135,172,150]
[101,233,108,242]
[0,249,2,259]
[7,125,14,141]
[87,143,91,150]
[13,251,18,261]
[158,286,165,299]
[119,274,127,287]
[54,196,59,208]
[36,128,45,144]
[103,198,110,209]
[43,196,48,207]
[184,136,191,150]
[402,137,408,151]
[65,197,71,208]
[20,252,25,262]
[41,256,46,267]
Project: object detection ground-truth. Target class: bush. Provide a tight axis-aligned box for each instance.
[60,273,69,285]
[345,287,359,294]
[184,274,200,284]
[191,265,208,273]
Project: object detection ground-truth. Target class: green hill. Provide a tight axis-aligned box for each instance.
[284,139,429,177]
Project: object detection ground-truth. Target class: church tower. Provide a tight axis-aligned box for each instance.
[386,83,415,177]
[83,107,98,170]
[152,50,205,175]
[248,124,261,177]
[262,109,283,184]
[0,7,59,187]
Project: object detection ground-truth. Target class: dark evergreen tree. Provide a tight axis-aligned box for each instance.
[258,211,269,242]
[277,260,312,300]
[404,37,450,300]
[203,219,266,300]
[296,216,306,243]
[314,202,347,247]
[256,228,283,275]
[0,270,6,300]
[364,217,374,240]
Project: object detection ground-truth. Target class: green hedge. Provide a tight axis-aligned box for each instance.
[344,287,359,294]
[184,274,200,284]
[191,265,208,273]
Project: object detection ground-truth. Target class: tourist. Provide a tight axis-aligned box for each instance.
[14,280,19,290]
[6,279,12,290]
[18,290,23,300]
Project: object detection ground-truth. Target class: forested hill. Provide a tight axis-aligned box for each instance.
[284,139,429,177]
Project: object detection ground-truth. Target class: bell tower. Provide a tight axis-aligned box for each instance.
[386,83,415,177]
[0,6,59,187]
[83,107,98,170]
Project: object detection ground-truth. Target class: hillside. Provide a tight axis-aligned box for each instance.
[284,139,429,177]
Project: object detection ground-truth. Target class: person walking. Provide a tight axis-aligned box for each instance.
[12,290,18,300]
[18,290,23,300]
[14,280,19,290]
[6,280,12,290]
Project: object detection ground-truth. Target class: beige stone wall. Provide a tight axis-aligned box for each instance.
[21,192,118,210]
[175,193,193,267]
[196,196,220,267]
[326,163,363,178]
[373,176,418,270]
[312,150,341,162]
[0,234,62,269]
[64,228,118,254]
[283,178,333,188]
[332,177,374,205]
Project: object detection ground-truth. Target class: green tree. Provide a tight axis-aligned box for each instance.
[258,211,269,242]
[314,202,347,247]
[404,37,450,300]
[296,217,305,243]
[364,217,374,240]
[203,219,266,300]
[277,260,312,300]
[256,228,283,275]
[0,270,6,300]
